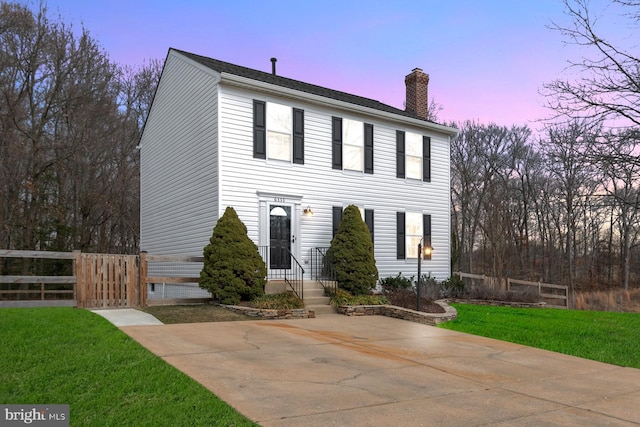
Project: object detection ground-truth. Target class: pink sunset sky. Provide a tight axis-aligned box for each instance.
[32,0,634,131]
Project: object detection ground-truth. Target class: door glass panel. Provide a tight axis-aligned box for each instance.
[269,205,291,269]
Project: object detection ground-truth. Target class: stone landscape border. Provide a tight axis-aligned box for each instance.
[220,304,314,319]
[220,299,548,325]
[220,300,459,325]
[337,300,457,326]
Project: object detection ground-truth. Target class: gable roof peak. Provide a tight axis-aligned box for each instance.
[169,48,448,129]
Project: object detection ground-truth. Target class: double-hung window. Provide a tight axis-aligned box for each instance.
[267,102,292,161]
[405,132,422,180]
[396,130,431,181]
[332,117,373,173]
[343,119,364,171]
[396,212,431,260]
[253,100,304,163]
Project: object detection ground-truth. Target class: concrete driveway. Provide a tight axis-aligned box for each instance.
[121,314,640,426]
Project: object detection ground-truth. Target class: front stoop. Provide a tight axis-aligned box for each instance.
[266,279,335,315]
[303,281,336,315]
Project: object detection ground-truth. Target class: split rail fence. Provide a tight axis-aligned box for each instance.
[454,271,569,309]
[1,249,570,310]
[0,250,206,308]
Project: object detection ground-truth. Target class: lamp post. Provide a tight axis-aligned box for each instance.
[417,238,433,312]
[417,239,423,311]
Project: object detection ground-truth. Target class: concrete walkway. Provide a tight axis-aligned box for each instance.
[117,314,640,426]
[91,308,163,326]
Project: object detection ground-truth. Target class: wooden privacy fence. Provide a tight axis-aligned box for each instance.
[75,253,141,308]
[0,250,207,308]
[454,272,569,309]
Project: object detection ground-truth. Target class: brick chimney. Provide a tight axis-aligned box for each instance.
[405,68,429,120]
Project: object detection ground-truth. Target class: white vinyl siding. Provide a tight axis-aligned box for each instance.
[141,50,453,281]
[139,52,219,255]
[217,84,451,280]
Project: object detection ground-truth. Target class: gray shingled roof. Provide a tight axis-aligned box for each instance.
[172,48,434,123]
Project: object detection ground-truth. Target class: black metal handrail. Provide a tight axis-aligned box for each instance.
[311,247,337,294]
[258,246,305,299]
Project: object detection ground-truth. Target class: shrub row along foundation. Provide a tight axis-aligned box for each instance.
[337,300,457,325]
[220,304,314,319]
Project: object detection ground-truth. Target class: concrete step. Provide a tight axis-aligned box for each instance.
[266,280,335,314]
[304,296,331,306]
[306,304,336,315]
[303,288,325,298]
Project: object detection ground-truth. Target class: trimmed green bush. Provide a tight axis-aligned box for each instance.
[329,288,389,307]
[249,292,304,309]
[199,207,267,305]
[330,205,378,295]
[380,273,414,293]
[440,275,465,298]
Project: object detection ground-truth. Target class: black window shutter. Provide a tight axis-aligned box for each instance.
[364,123,374,174]
[365,209,374,244]
[293,108,304,164]
[396,130,405,178]
[423,214,432,260]
[253,100,266,159]
[396,212,405,259]
[332,117,342,170]
[332,206,343,237]
[423,136,431,182]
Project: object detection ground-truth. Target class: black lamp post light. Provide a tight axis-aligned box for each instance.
[416,238,433,312]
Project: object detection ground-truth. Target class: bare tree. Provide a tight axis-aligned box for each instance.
[539,121,600,304]
[543,0,640,128]
[450,122,533,276]
[0,2,159,254]
[592,130,640,289]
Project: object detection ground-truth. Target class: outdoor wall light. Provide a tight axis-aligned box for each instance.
[303,206,313,216]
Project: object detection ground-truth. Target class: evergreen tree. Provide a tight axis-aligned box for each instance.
[199,207,266,304]
[330,205,378,295]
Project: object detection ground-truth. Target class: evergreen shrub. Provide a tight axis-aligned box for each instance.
[199,207,266,305]
[330,205,378,295]
[380,273,414,293]
[440,275,466,298]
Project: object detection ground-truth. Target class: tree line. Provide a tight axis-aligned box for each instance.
[0,2,160,254]
[451,120,640,293]
[451,0,640,291]
[1,1,639,292]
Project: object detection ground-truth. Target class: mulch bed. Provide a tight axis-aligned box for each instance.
[384,289,446,313]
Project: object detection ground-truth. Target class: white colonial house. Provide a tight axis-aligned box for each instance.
[140,48,458,296]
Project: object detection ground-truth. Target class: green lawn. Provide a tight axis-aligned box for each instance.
[0,307,257,426]
[5,305,639,426]
[440,303,640,368]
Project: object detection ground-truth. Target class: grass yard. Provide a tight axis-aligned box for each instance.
[440,303,640,368]
[0,307,257,426]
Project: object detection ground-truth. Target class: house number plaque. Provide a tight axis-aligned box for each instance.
[273,197,286,202]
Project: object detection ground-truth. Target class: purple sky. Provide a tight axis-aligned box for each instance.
[35,0,633,131]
